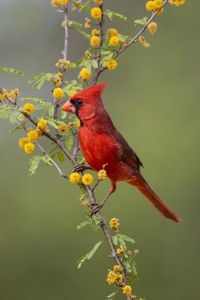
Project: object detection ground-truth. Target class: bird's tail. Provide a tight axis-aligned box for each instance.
[127,175,182,223]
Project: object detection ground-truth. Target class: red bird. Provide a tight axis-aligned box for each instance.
[62,83,181,223]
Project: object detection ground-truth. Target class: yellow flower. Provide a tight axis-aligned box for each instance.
[53,73,63,87]
[51,0,69,7]
[105,59,118,71]
[7,89,19,101]
[22,103,35,115]
[82,173,94,186]
[69,172,82,184]
[58,123,68,133]
[154,0,163,9]
[116,246,125,255]
[107,28,119,38]
[106,271,118,285]
[53,87,64,100]
[90,7,102,19]
[145,1,156,11]
[113,265,122,274]
[93,0,103,5]
[109,36,119,47]
[55,58,71,70]
[37,118,49,132]
[169,0,185,6]
[147,21,158,34]
[27,130,39,142]
[79,68,92,81]
[98,169,107,180]
[91,29,100,36]
[24,142,36,154]
[109,218,120,230]
[122,285,132,296]
[69,89,77,96]
[18,137,29,149]
[90,35,101,48]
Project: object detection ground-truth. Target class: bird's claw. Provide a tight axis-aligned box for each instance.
[90,203,103,215]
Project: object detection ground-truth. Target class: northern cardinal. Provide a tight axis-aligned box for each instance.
[62,83,181,223]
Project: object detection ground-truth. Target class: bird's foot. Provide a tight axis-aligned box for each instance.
[91,203,103,215]
[73,163,90,173]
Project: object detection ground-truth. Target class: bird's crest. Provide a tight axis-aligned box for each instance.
[71,82,107,102]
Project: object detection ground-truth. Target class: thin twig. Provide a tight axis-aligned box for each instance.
[35,141,69,179]
[62,5,69,61]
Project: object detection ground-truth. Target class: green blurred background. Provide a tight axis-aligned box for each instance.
[0,1,199,299]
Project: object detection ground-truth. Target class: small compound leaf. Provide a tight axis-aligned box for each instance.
[0,105,11,119]
[77,220,91,230]
[77,241,102,269]
[107,292,117,299]
[134,17,148,26]
[0,66,24,76]
[29,72,54,89]
[105,10,127,21]
[116,234,135,245]
[21,97,45,104]
[28,155,41,175]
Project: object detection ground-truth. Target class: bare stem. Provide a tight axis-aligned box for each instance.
[62,5,69,61]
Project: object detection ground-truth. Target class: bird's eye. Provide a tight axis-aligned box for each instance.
[77,99,83,105]
[71,99,83,110]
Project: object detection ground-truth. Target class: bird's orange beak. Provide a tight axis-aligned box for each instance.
[61,101,76,113]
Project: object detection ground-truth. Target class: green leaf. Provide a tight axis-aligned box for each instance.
[0,105,11,119]
[105,10,127,21]
[116,234,135,245]
[0,66,24,76]
[77,220,91,230]
[41,156,52,166]
[112,235,118,247]
[134,17,148,26]
[57,151,65,162]
[28,155,41,175]
[29,72,54,89]
[77,241,102,269]
[65,134,74,151]
[9,110,24,124]
[107,292,117,299]
[21,97,45,104]
[79,0,91,12]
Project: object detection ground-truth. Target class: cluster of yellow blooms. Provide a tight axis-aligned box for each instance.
[51,0,69,8]
[146,0,185,13]
[55,58,71,70]
[146,0,164,13]
[69,169,107,185]
[53,73,63,87]
[0,88,19,101]
[90,29,101,48]
[69,172,94,186]
[18,115,50,154]
[116,245,125,255]
[109,217,120,231]
[106,265,133,297]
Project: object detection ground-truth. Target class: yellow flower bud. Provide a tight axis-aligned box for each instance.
[58,123,68,133]
[27,130,39,142]
[18,137,29,149]
[98,169,107,180]
[147,21,158,34]
[122,285,132,296]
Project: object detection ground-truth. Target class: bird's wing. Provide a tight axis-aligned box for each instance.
[112,129,143,169]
